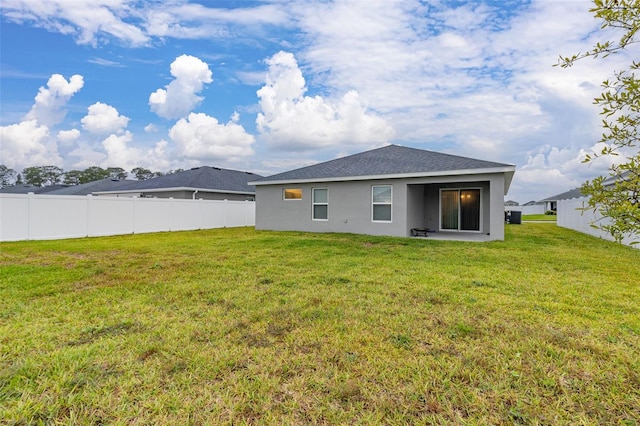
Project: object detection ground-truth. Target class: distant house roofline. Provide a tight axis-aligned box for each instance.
[250,145,515,195]
[251,167,516,195]
[252,166,515,187]
[94,186,256,196]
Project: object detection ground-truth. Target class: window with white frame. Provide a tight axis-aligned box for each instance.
[372,185,392,222]
[312,187,328,220]
[283,188,302,200]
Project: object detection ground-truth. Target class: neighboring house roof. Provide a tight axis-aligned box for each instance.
[522,200,543,206]
[0,184,69,194]
[541,187,584,202]
[603,170,632,186]
[94,166,262,195]
[251,145,515,192]
[43,178,135,195]
[505,200,519,206]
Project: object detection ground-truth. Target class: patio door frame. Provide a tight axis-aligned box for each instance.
[439,187,483,233]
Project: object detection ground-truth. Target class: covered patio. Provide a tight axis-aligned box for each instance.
[410,230,494,242]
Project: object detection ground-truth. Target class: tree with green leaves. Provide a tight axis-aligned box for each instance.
[0,165,16,188]
[106,167,127,180]
[79,166,109,184]
[131,167,155,181]
[22,166,47,187]
[557,0,640,244]
[41,166,64,186]
[63,170,83,185]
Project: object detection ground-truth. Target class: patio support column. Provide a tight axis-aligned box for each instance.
[489,174,506,241]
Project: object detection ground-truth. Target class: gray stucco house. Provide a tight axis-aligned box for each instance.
[250,145,515,240]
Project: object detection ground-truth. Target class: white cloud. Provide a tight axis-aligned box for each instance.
[149,54,213,119]
[169,112,255,163]
[24,74,84,127]
[100,131,139,169]
[57,128,80,146]
[0,0,149,46]
[0,119,59,169]
[256,51,394,151]
[508,141,628,202]
[144,123,158,133]
[81,102,129,134]
[1,0,291,47]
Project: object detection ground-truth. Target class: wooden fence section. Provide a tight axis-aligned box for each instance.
[0,194,255,242]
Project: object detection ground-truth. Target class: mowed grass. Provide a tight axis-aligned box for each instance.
[0,225,639,425]
[522,214,557,222]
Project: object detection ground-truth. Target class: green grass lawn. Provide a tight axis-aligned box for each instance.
[522,214,557,221]
[1,225,639,424]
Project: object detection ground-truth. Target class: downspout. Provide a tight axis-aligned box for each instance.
[192,190,199,200]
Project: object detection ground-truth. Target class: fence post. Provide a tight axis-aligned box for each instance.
[85,194,91,237]
[132,196,137,234]
[27,192,34,240]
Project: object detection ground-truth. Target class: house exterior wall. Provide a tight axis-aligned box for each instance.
[255,179,407,236]
[255,172,506,240]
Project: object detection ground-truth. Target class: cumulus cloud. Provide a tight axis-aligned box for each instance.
[81,102,129,134]
[0,119,59,169]
[169,112,255,162]
[0,0,149,46]
[100,131,140,169]
[144,123,158,133]
[0,73,83,170]
[149,55,213,119]
[508,141,630,202]
[57,128,81,146]
[24,74,84,127]
[256,51,394,151]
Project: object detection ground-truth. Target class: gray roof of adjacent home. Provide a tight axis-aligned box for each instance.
[94,166,262,195]
[44,178,135,195]
[541,187,584,202]
[541,171,632,202]
[251,144,515,186]
[0,184,69,194]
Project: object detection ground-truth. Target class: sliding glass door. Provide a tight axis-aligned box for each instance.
[440,189,481,232]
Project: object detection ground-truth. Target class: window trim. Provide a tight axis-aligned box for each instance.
[283,188,302,201]
[312,187,328,221]
[371,184,392,223]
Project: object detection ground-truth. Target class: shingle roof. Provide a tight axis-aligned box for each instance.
[44,178,135,195]
[540,187,584,202]
[0,184,68,194]
[252,144,514,184]
[96,166,262,194]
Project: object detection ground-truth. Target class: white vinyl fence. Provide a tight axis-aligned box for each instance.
[0,193,255,242]
[557,196,639,248]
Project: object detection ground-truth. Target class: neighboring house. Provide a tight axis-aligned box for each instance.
[250,145,516,241]
[0,184,69,194]
[504,200,519,207]
[521,200,546,215]
[94,166,262,201]
[540,187,584,212]
[44,178,135,195]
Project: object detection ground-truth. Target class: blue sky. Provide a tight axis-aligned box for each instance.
[0,0,630,202]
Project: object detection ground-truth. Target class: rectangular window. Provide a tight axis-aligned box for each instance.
[283,188,302,200]
[372,185,392,222]
[312,188,328,220]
